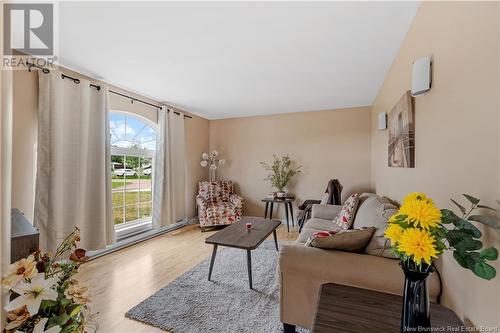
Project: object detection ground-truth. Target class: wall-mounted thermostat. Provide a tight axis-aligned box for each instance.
[411,56,432,96]
[378,112,387,130]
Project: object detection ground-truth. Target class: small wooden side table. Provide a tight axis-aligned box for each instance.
[261,196,295,232]
[11,209,39,263]
[311,283,464,333]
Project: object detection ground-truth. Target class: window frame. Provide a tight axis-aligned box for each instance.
[109,110,157,239]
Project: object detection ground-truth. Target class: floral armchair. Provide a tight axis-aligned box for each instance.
[196,180,244,231]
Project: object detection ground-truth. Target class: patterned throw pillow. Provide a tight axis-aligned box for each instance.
[306,227,376,252]
[333,193,360,230]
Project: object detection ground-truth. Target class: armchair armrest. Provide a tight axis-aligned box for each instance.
[311,204,342,220]
[196,195,207,210]
[229,193,244,208]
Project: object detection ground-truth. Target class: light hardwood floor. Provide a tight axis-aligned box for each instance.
[77,224,299,333]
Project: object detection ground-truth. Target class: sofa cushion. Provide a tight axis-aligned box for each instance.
[333,193,360,230]
[311,204,342,220]
[297,218,343,243]
[306,227,376,252]
[353,193,399,258]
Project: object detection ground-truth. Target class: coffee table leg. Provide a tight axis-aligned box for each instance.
[247,250,253,289]
[270,203,274,219]
[285,203,290,232]
[273,229,279,251]
[264,202,269,218]
[208,244,218,281]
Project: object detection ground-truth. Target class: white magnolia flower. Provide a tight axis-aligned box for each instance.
[200,160,208,167]
[210,163,217,170]
[32,318,61,333]
[5,273,59,316]
[201,152,209,160]
[1,255,38,289]
[211,150,219,157]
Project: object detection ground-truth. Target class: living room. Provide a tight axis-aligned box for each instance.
[1,1,499,333]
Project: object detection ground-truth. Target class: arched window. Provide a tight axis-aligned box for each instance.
[110,112,156,229]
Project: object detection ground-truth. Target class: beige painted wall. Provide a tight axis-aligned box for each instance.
[185,115,210,218]
[209,107,372,218]
[10,69,209,222]
[370,1,500,327]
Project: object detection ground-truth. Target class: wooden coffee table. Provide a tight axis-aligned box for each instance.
[311,283,464,333]
[205,217,281,289]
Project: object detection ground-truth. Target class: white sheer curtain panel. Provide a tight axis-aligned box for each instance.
[35,71,115,252]
[153,108,187,228]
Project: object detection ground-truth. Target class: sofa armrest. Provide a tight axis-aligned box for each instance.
[196,195,207,210]
[311,204,342,220]
[229,194,244,208]
[278,244,441,302]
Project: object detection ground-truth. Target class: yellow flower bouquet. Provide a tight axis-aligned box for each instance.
[385,193,499,331]
[385,192,499,278]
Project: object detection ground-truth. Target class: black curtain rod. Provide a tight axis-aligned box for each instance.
[26,61,192,119]
[27,61,50,74]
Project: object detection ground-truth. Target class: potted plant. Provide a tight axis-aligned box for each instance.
[384,193,499,332]
[260,155,302,197]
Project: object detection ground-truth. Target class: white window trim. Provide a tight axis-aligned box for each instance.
[110,146,155,158]
[110,111,157,237]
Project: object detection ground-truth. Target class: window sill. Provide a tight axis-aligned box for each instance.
[87,219,189,260]
[115,218,153,241]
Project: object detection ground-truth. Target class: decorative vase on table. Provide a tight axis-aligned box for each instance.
[384,192,500,333]
[400,262,434,332]
[276,191,286,198]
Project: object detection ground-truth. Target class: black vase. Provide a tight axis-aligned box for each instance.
[400,262,434,333]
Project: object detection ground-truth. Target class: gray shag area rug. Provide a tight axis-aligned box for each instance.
[126,241,309,333]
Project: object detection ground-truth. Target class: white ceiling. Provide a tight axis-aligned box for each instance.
[58,2,420,119]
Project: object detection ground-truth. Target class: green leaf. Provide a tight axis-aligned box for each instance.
[477,205,497,211]
[59,297,70,308]
[440,209,459,224]
[463,194,480,205]
[39,299,59,314]
[68,304,84,317]
[453,251,468,268]
[431,226,447,239]
[48,313,70,326]
[472,261,496,280]
[446,230,472,247]
[452,218,482,238]
[480,247,498,261]
[455,238,482,251]
[450,199,466,215]
[468,215,500,229]
[465,252,481,270]
[434,239,447,253]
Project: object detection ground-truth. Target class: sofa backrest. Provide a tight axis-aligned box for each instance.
[353,193,399,258]
[198,181,234,203]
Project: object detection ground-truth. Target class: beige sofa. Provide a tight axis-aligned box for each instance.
[278,193,442,332]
